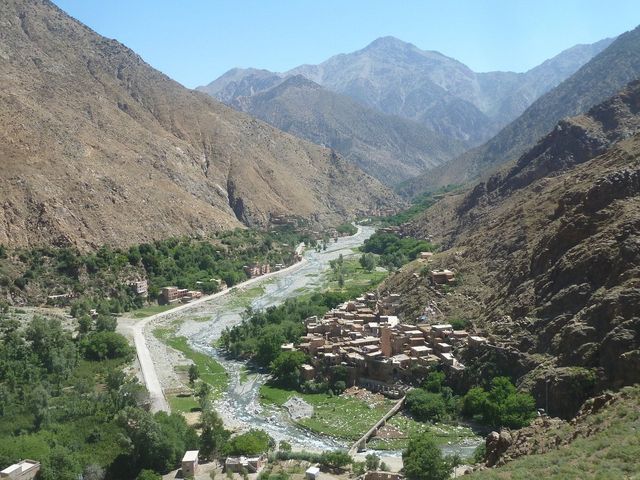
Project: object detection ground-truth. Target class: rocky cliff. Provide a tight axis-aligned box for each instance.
[0,0,397,249]
[391,81,640,417]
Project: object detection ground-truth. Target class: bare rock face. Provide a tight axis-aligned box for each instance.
[0,0,398,249]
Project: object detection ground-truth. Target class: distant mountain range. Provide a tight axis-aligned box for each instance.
[402,24,640,195]
[198,36,612,185]
[0,0,397,248]
[225,74,470,185]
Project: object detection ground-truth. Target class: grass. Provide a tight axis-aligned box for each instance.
[131,303,178,318]
[153,327,228,403]
[168,394,200,413]
[260,384,394,441]
[226,285,267,309]
[469,386,640,479]
[326,258,388,293]
[366,413,478,450]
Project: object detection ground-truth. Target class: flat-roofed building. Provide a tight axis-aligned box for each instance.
[181,450,199,478]
[1,460,40,480]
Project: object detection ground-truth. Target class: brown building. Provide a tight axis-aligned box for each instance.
[159,286,180,304]
[431,269,456,285]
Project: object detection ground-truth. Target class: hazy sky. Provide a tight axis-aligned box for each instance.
[52,0,640,89]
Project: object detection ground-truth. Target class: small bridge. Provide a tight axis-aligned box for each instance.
[349,396,406,455]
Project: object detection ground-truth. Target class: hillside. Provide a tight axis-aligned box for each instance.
[0,0,397,249]
[386,81,640,418]
[228,75,470,185]
[201,37,611,146]
[471,386,640,478]
[403,25,640,194]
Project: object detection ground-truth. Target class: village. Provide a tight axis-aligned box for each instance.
[284,252,487,396]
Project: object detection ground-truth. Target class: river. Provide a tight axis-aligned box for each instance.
[161,225,482,458]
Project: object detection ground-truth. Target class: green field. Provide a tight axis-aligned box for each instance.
[260,384,394,441]
[153,327,228,409]
[131,303,178,318]
[325,258,388,293]
[366,413,478,450]
[225,284,268,309]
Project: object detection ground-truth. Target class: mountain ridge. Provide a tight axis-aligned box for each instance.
[226,74,470,185]
[402,26,640,195]
[0,0,398,249]
[200,36,613,145]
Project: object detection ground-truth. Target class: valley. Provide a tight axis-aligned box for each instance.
[1,1,639,479]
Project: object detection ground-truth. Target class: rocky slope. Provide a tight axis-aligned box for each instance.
[403,25,640,194]
[201,36,611,146]
[389,81,640,418]
[470,386,640,478]
[227,75,469,185]
[0,0,397,249]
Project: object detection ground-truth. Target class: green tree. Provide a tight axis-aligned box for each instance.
[188,364,199,385]
[279,440,292,452]
[462,377,535,428]
[136,470,162,480]
[403,434,451,480]
[81,331,133,360]
[224,429,270,456]
[96,314,117,332]
[269,351,306,389]
[27,384,49,431]
[365,453,380,471]
[200,407,230,460]
[406,389,448,422]
[423,371,446,393]
[359,253,376,272]
[319,450,351,470]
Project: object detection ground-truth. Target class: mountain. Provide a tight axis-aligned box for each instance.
[390,80,640,418]
[0,0,398,249]
[200,36,612,145]
[403,25,640,195]
[226,75,470,185]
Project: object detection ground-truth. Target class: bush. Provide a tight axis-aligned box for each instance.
[319,450,351,470]
[406,389,448,422]
[462,377,536,428]
[224,429,271,456]
[403,434,452,480]
[81,331,133,360]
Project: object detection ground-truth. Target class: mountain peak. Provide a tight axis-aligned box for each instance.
[363,36,414,52]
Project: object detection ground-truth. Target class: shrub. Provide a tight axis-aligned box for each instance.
[403,434,452,480]
[224,429,271,456]
[81,331,133,360]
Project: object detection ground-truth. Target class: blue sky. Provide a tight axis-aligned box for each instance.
[52,0,640,89]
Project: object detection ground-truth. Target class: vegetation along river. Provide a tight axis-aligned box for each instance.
[160,226,482,457]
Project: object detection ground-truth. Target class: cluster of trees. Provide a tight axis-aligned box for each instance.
[363,185,461,227]
[405,372,458,422]
[0,312,150,479]
[3,226,314,315]
[219,290,356,367]
[462,377,536,428]
[405,371,536,430]
[361,232,435,269]
[403,433,460,480]
[335,223,358,236]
